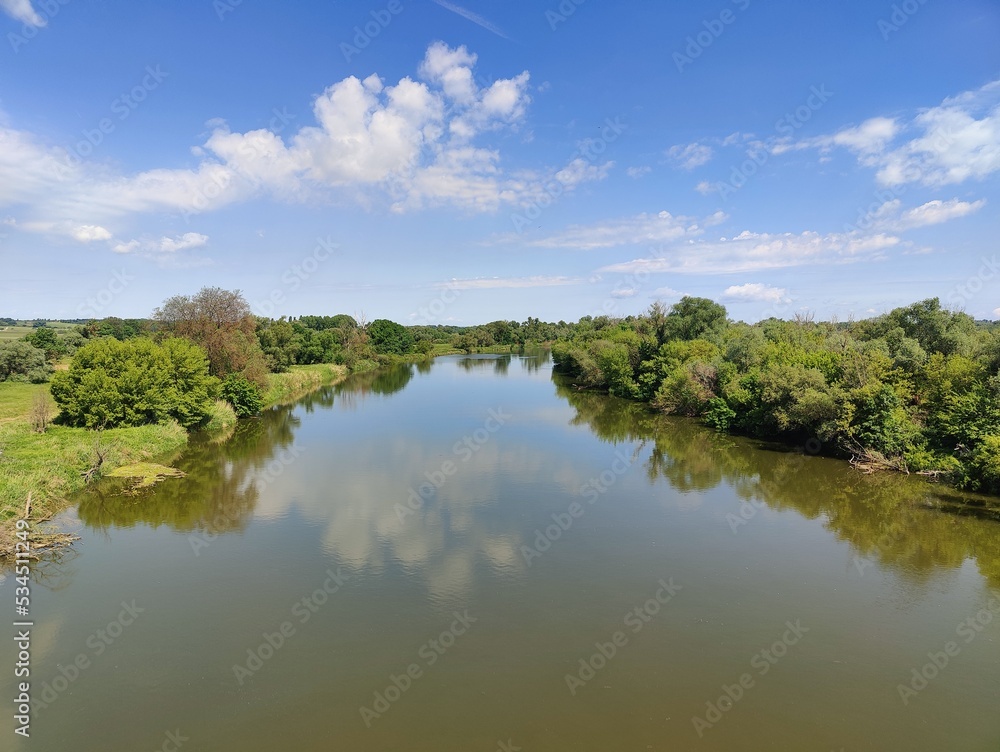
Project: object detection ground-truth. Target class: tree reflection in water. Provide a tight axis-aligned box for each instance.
[556,375,1000,589]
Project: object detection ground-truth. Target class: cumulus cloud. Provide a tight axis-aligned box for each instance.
[626,165,651,179]
[0,43,589,239]
[70,224,113,242]
[722,283,790,303]
[667,142,714,170]
[776,79,1000,187]
[0,0,44,26]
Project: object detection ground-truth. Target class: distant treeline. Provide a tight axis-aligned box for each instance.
[552,297,1000,494]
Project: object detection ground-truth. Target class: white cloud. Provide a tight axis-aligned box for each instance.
[862,197,986,232]
[651,286,683,299]
[893,198,986,229]
[722,283,790,303]
[599,228,900,275]
[876,81,1000,186]
[781,79,1000,187]
[70,224,112,242]
[667,143,714,170]
[0,0,44,26]
[776,117,900,159]
[158,232,209,252]
[112,232,209,254]
[626,165,651,179]
[528,209,726,250]
[440,275,580,290]
[610,287,637,299]
[695,180,716,195]
[0,43,563,235]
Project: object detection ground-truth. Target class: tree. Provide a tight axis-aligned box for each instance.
[153,287,269,387]
[220,374,263,417]
[23,326,65,360]
[51,337,217,429]
[663,297,729,342]
[367,319,414,355]
[0,341,52,382]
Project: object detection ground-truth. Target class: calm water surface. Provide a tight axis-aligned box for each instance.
[3,353,1000,751]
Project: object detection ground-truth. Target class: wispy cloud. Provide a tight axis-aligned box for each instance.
[431,0,510,40]
[438,275,580,290]
[666,142,714,170]
[0,0,44,26]
[526,209,728,250]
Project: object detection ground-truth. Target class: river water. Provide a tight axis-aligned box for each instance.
[3,353,999,751]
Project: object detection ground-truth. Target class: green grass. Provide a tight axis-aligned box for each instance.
[0,382,46,420]
[263,363,347,406]
[0,380,190,555]
[0,326,34,342]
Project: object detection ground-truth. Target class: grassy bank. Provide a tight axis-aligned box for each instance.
[0,382,190,555]
[262,363,347,406]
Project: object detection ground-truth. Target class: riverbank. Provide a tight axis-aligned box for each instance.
[0,363,348,557]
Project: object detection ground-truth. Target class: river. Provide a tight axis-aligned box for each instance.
[3,352,999,751]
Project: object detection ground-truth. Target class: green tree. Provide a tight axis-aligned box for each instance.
[51,337,217,428]
[23,326,65,360]
[663,297,729,342]
[367,319,414,355]
[0,341,52,382]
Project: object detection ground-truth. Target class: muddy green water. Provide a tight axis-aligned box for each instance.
[3,353,1000,751]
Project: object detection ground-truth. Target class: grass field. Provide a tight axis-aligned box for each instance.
[0,321,82,341]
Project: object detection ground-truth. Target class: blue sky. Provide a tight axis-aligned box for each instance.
[1,0,998,324]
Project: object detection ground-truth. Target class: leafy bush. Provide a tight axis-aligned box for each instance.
[0,341,53,382]
[367,319,414,355]
[51,337,217,428]
[23,327,65,361]
[220,374,263,417]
